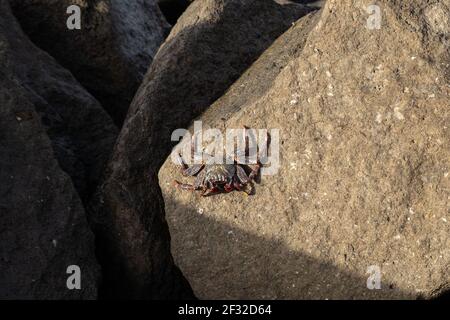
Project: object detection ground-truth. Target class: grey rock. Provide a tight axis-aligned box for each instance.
[159,0,450,299]
[92,0,312,299]
[10,0,170,125]
[0,75,100,299]
[1,0,118,203]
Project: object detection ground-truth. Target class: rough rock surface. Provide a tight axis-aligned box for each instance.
[126,0,313,172]
[1,0,117,203]
[0,75,100,299]
[10,0,170,125]
[159,0,450,299]
[92,0,312,299]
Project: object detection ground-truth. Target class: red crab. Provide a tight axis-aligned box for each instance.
[174,127,269,196]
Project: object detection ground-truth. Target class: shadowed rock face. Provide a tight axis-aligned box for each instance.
[159,0,450,299]
[92,0,312,299]
[0,0,117,204]
[0,0,115,298]
[157,0,193,25]
[10,0,170,125]
[0,73,100,300]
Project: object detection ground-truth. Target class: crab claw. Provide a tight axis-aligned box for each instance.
[224,184,233,193]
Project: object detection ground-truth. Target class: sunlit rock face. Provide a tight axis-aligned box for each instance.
[159,0,450,299]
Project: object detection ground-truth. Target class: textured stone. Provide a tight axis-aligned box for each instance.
[0,75,100,300]
[10,0,170,125]
[0,0,116,299]
[92,0,312,299]
[159,0,450,299]
[1,0,117,204]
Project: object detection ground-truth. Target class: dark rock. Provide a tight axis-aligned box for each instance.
[127,0,313,172]
[92,0,312,299]
[10,0,170,125]
[0,75,100,299]
[157,0,193,25]
[1,0,118,203]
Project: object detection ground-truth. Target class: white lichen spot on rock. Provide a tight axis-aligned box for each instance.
[394,107,405,120]
[424,3,450,34]
[375,112,383,124]
[95,1,109,13]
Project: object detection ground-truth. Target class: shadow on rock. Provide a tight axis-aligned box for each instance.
[166,200,415,299]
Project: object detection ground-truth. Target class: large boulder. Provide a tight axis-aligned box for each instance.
[159,0,450,299]
[92,0,312,299]
[10,0,170,125]
[125,0,313,172]
[1,0,117,203]
[0,75,100,299]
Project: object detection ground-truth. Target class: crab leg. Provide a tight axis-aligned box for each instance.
[248,163,261,181]
[202,188,220,197]
[174,180,198,191]
[176,152,204,177]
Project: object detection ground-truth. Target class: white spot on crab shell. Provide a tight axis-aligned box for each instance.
[197,208,204,215]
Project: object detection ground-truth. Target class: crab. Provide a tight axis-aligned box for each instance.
[174,126,269,196]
